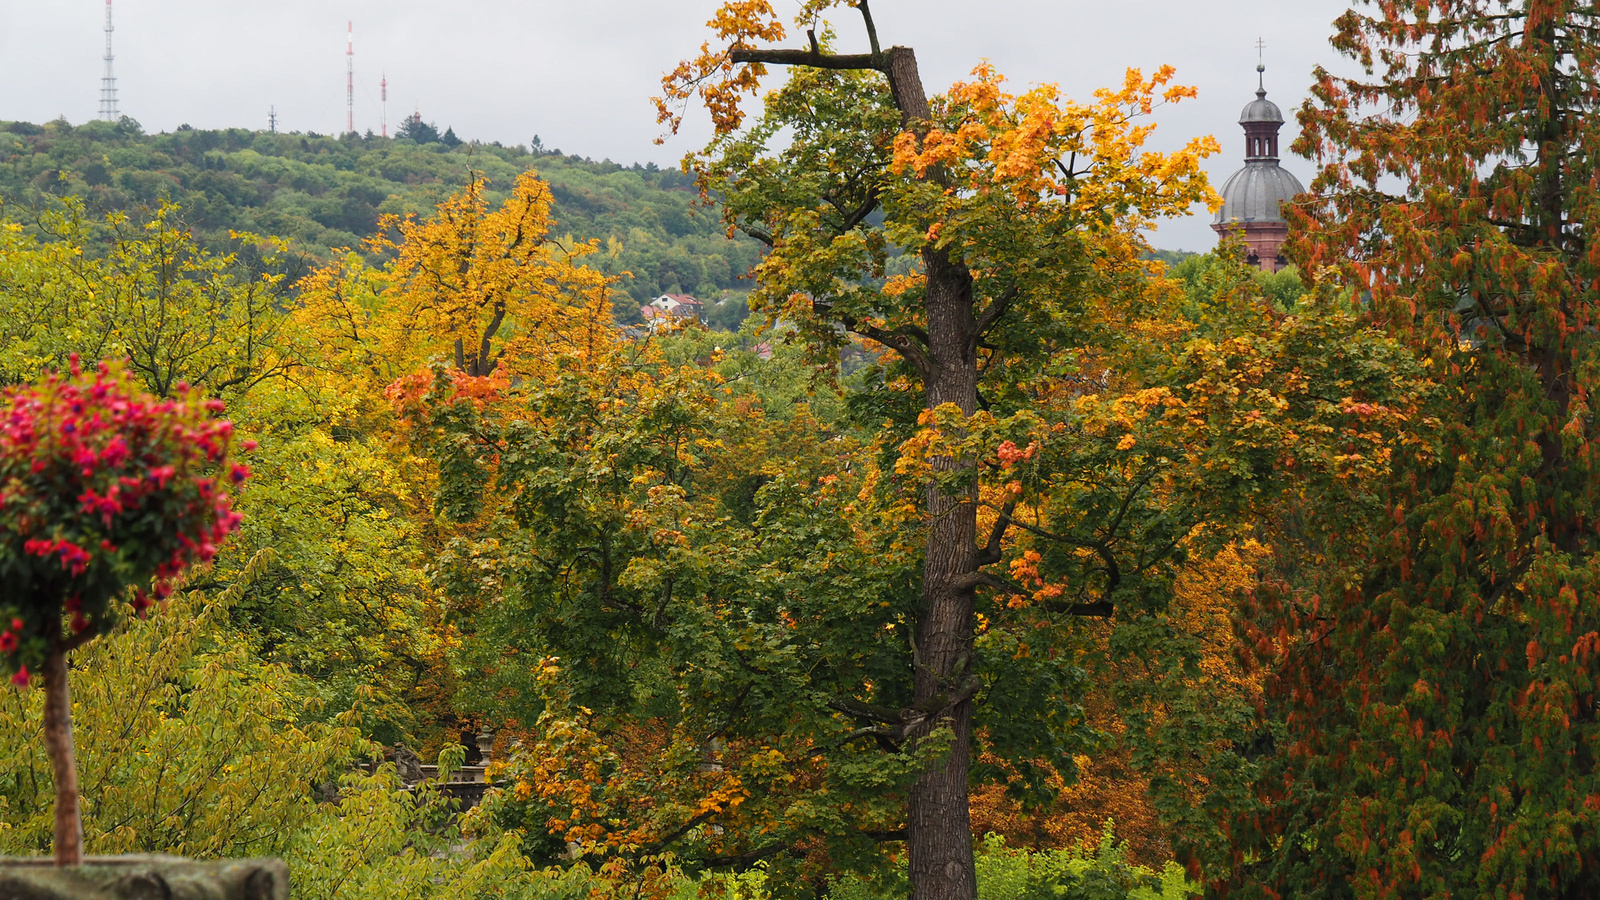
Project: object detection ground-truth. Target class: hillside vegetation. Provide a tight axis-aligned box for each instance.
[0,116,762,320]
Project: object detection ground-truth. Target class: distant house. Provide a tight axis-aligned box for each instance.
[639,293,705,325]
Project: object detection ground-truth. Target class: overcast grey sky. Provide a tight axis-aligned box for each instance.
[0,0,1353,250]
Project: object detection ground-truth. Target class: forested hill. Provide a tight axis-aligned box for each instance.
[0,117,763,318]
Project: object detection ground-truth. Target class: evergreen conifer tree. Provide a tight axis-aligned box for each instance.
[1224,3,1600,896]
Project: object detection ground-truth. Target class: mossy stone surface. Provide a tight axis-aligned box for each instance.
[0,856,287,900]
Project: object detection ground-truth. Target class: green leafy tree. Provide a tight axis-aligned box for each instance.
[0,117,763,306]
[0,569,582,900]
[0,197,295,398]
[655,4,1215,897]
[396,114,441,145]
[426,351,924,886]
[674,830,1197,900]
[0,195,452,743]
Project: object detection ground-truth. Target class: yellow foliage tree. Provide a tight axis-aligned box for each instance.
[271,169,621,744]
[294,170,615,393]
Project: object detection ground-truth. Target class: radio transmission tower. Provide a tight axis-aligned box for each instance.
[98,0,120,121]
[346,22,355,134]
[381,73,388,137]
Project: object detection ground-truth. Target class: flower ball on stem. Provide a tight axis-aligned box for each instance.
[0,357,248,866]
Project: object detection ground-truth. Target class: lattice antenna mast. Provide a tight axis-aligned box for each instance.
[98,0,120,121]
[381,73,388,137]
[346,21,355,134]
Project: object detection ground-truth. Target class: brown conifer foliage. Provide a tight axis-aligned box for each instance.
[1223,3,1600,896]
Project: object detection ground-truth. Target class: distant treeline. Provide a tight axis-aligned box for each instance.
[0,116,764,318]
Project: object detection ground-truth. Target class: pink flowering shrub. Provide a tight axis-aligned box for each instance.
[0,358,249,683]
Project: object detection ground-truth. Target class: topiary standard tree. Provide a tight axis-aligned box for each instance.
[0,358,247,866]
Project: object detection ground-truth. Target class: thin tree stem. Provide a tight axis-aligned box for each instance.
[42,647,82,867]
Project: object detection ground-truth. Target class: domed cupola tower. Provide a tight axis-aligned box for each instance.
[1211,63,1306,271]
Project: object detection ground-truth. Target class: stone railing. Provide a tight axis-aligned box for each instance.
[367,732,497,810]
[0,856,287,900]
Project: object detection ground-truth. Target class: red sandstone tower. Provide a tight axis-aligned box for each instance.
[1212,64,1305,271]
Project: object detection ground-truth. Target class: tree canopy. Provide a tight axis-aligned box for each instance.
[13,2,1600,898]
[0,118,762,313]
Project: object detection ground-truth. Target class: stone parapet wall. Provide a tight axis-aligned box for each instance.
[0,856,287,900]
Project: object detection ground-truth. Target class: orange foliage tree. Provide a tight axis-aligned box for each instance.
[657,3,1219,898]
[967,543,1265,867]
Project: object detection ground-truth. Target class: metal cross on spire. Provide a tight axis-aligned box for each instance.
[1256,37,1267,93]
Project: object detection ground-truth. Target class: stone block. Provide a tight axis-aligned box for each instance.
[0,856,287,900]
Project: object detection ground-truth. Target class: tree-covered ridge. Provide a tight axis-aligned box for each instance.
[0,117,763,314]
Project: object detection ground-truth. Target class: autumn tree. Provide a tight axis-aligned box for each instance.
[1216,2,1600,896]
[295,170,612,388]
[658,4,1214,898]
[966,541,1267,868]
[0,194,452,742]
[420,337,917,884]
[280,170,618,738]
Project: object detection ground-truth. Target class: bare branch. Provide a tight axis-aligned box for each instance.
[826,697,903,725]
[829,186,881,233]
[807,724,904,757]
[969,571,1114,617]
[57,623,102,655]
[970,287,1018,351]
[827,304,933,378]
[954,570,1025,596]
[736,223,775,247]
[1051,599,1114,618]
[730,48,882,72]
[858,0,883,60]
[976,498,1018,565]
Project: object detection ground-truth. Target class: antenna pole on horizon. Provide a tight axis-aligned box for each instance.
[346,21,355,134]
[381,73,388,138]
[269,106,278,134]
[98,0,120,121]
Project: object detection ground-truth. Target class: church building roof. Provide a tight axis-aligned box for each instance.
[1214,163,1305,225]
[1239,90,1284,124]
[1214,63,1304,227]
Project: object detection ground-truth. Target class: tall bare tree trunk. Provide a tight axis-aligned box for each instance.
[881,44,980,900]
[907,246,980,900]
[42,647,82,866]
[728,35,983,900]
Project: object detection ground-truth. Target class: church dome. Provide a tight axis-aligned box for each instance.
[1240,90,1284,124]
[1212,60,1304,271]
[1239,63,1285,123]
[1213,161,1305,225]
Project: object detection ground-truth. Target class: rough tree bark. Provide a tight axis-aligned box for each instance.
[904,245,981,900]
[734,16,983,900]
